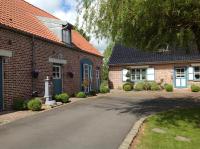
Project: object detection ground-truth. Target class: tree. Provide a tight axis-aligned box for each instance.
[102,42,114,81]
[74,26,91,41]
[77,0,200,52]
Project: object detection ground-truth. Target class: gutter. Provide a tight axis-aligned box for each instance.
[31,35,35,95]
[108,60,200,67]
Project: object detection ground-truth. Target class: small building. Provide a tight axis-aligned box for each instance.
[109,44,200,89]
[0,0,102,110]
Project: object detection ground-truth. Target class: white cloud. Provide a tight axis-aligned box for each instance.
[25,0,108,52]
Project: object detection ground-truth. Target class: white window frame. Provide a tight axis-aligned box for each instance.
[194,66,200,81]
[131,68,147,81]
[53,65,61,79]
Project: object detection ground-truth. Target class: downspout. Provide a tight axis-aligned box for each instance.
[31,35,35,96]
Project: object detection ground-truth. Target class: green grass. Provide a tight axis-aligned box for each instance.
[137,108,200,149]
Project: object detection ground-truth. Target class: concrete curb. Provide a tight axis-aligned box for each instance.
[118,116,148,149]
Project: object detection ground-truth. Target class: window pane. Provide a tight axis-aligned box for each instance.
[195,73,200,80]
[195,67,200,72]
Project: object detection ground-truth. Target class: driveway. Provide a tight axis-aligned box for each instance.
[0,90,200,149]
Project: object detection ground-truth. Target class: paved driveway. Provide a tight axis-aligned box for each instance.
[0,90,200,149]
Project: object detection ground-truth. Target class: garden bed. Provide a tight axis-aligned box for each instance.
[131,108,200,149]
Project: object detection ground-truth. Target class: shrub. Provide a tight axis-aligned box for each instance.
[165,84,173,92]
[13,99,28,111]
[76,92,87,98]
[123,84,132,91]
[134,82,144,91]
[123,82,134,90]
[143,81,151,90]
[150,82,160,91]
[100,86,110,93]
[55,93,70,103]
[27,98,42,111]
[89,90,97,96]
[191,84,200,92]
[100,80,108,88]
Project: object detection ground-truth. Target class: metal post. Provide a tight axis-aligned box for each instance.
[44,76,55,105]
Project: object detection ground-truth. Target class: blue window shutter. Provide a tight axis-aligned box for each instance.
[188,67,194,80]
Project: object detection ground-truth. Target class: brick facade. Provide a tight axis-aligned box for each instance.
[0,28,102,109]
[109,63,200,89]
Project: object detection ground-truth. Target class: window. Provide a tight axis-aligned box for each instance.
[194,67,200,80]
[53,65,61,79]
[62,29,71,44]
[131,69,147,81]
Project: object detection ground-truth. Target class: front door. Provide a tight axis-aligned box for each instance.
[53,64,62,95]
[83,64,92,93]
[96,69,100,91]
[0,58,3,111]
[175,67,187,88]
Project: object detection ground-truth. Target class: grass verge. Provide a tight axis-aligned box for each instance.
[136,108,200,149]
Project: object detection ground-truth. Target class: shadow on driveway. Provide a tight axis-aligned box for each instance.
[94,95,200,117]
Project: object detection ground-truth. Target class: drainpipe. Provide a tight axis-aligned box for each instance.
[31,35,35,96]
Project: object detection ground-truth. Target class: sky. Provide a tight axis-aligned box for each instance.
[24,0,108,53]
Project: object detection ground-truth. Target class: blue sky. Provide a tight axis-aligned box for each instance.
[25,0,108,53]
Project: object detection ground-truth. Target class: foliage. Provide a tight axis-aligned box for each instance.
[134,82,145,91]
[102,43,114,81]
[123,82,134,90]
[191,84,200,92]
[100,86,110,93]
[27,98,42,111]
[78,0,200,52]
[76,92,87,98]
[143,81,151,91]
[123,84,132,91]
[136,108,200,149]
[74,26,91,41]
[13,99,28,111]
[165,84,173,92]
[89,90,97,96]
[55,93,70,103]
[150,82,160,91]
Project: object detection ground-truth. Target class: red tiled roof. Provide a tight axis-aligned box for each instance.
[0,0,102,57]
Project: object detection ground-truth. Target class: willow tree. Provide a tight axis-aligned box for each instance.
[77,0,200,52]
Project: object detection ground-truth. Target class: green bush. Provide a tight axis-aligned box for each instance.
[123,82,134,90]
[165,84,173,92]
[143,81,151,90]
[150,82,160,91]
[13,99,28,111]
[76,92,87,98]
[134,82,144,91]
[27,98,42,111]
[100,80,108,88]
[55,93,70,103]
[191,84,200,92]
[89,90,97,96]
[100,86,110,93]
[123,84,132,91]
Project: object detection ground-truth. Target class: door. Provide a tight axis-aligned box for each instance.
[53,64,62,95]
[96,69,100,91]
[0,58,3,111]
[175,67,187,88]
[83,64,90,93]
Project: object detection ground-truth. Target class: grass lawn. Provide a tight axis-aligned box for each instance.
[136,108,200,149]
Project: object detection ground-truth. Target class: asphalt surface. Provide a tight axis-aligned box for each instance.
[0,91,200,149]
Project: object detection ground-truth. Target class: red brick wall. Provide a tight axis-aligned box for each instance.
[0,28,102,109]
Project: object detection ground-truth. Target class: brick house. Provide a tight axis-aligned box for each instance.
[0,0,103,110]
[109,44,200,89]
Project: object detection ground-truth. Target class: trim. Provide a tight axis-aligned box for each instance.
[127,65,149,69]
[191,63,200,66]
[0,49,12,57]
[49,58,67,64]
